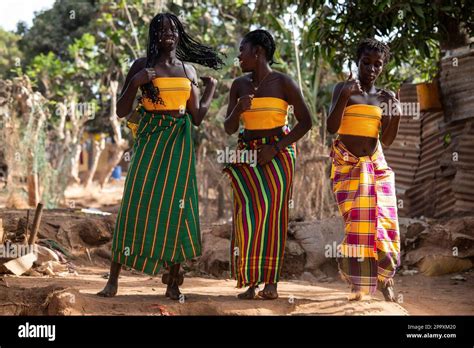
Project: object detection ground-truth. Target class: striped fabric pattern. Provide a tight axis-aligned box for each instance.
[224,128,296,288]
[330,138,400,294]
[111,106,201,275]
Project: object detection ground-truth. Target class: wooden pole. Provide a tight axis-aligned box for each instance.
[25,209,30,241]
[28,203,44,245]
[0,218,4,244]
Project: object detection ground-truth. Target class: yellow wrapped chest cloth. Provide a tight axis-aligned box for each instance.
[337,104,382,138]
[241,97,289,130]
[141,77,191,111]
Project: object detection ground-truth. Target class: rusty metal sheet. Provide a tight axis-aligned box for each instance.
[440,46,474,122]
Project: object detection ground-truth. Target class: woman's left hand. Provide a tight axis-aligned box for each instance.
[256,144,278,166]
[378,89,402,117]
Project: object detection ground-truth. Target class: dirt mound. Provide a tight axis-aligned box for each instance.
[0,282,81,315]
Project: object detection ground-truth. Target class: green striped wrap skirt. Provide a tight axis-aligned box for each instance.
[111,107,201,275]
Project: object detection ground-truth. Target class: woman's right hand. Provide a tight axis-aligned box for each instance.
[236,94,253,114]
[340,71,363,98]
[131,68,158,87]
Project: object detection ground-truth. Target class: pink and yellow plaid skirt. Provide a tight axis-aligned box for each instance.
[330,138,400,295]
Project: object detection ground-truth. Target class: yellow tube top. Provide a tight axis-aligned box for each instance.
[142,77,191,111]
[241,97,288,130]
[337,104,382,138]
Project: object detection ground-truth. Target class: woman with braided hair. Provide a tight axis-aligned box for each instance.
[98,12,223,300]
[327,38,401,301]
[224,29,312,300]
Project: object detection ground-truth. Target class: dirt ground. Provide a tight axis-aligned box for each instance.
[1,263,472,316]
[1,180,473,316]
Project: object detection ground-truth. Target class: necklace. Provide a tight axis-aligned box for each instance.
[250,70,272,91]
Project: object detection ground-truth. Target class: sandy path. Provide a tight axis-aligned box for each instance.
[1,266,408,316]
[2,265,473,316]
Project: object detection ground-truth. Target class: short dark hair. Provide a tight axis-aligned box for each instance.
[356,38,391,64]
[242,29,276,65]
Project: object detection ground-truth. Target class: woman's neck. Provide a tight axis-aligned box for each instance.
[359,79,376,94]
[156,50,178,65]
[252,63,272,84]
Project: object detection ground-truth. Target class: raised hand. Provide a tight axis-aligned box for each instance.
[132,68,158,87]
[236,94,254,114]
[200,76,217,88]
[377,89,402,117]
[341,71,363,98]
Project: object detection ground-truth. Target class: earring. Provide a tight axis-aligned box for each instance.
[255,54,258,59]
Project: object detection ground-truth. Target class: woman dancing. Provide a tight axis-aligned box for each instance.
[98,12,223,300]
[224,29,312,300]
[327,38,401,301]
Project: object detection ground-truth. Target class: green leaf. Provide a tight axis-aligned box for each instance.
[413,6,425,18]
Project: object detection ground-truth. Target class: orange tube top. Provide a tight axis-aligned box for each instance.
[241,97,288,130]
[142,77,191,111]
[337,104,382,138]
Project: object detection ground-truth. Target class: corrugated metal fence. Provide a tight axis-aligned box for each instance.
[384,44,474,218]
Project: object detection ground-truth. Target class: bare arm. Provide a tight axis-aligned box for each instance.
[274,76,312,150]
[380,89,401,147]
[185,65,217,126]
[327,72,362,134]
[255,75,312,166]
[327,83,349,134]
[224,79,252,135]
[116,57,148,118]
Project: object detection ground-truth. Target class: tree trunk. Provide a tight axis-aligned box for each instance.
[69,143,82,184]
[84,136,106,188]
[97,80,129,187]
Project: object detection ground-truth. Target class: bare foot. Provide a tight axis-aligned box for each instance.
[258,283,278,300]
[348,291,365,301]
[378,279,396,302]
[97,281,118,297]
[347,289,372,301]
[237,286,257,300]
[165,281,184,301]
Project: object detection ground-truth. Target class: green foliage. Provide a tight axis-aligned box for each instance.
[0,28,23,79]
[295,0,474,89]
[8,0,474,136]
[17,0,98,66]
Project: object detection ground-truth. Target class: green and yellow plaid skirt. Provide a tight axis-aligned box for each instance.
[111,106,201,275]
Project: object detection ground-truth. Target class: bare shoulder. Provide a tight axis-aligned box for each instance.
[126,57,146,75]
[231,74,251,88]
[273,71,293,85]
[184,63,197,75]
[132,57,147,69]
[334,81,346,90]
[235,74,252,84]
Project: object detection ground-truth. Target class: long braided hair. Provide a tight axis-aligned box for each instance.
[242,29,276,65]
[141,12,225,105]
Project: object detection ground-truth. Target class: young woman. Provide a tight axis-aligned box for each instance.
[327,38,401,301]
[224,30,312,300]
[98,13,223,300]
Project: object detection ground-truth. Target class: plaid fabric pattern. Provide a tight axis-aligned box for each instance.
[330,138,400,294]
